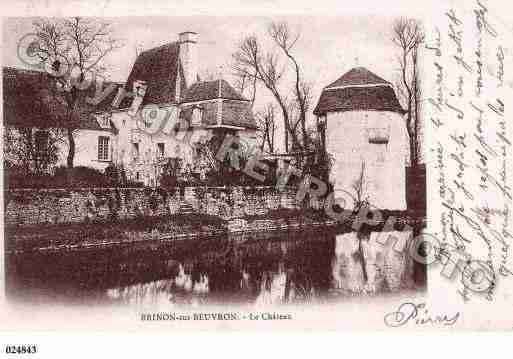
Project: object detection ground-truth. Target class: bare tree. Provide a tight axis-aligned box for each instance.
[268,22,312,150]
[351,161,368,212]
[232,21,313,153]
[412,42,423,164]
[32,17,122,169]
[255,103,276,153]
[352,161,369,284]
[233,35,293,151]
[233,69,257,107]
[392,18,424,167]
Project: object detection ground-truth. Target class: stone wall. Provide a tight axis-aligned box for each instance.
[4,186,301,227]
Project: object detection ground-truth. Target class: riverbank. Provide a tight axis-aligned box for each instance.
[5,207,426,254]
[5,213,226,253]
[4,208,333,253]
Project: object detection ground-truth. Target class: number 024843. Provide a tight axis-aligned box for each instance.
[5,345,37,355]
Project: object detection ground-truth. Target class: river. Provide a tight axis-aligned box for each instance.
[5,227,426,307]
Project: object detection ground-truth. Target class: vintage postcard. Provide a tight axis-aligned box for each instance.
[0,0,512,339]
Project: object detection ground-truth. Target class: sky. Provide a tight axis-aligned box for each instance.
[3,15,404,152]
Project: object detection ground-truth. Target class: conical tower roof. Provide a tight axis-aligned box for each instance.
[314,67,405,116]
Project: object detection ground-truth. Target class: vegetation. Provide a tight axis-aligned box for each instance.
[351,161,370,213]
[4,128,60,175]
[31,17,123,168]
[392,18,425,167]
[5,164,142,189]
[232,21,315,154]
[158,133,280,188]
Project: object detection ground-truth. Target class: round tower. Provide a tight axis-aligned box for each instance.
[314,67,408,210]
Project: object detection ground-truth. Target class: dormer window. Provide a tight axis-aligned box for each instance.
[191,106,202,127]
[96,113,111,129]
[129,80,147,116]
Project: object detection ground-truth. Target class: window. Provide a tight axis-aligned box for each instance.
[132,143,140,159]
[98,136,110,161]
[368,127,390,144]
[318,116,326,129]
[191,107,202,126]
[157,143,165,158]
[35,130,49,155]
[97,114,110,128]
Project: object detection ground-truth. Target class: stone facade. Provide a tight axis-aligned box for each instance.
[325,109,409,210]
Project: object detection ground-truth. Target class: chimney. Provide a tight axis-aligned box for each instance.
[179,31,198,89]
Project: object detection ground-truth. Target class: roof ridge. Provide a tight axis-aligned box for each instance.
[139,41,179,56]
[326,66,391,89]
[181,78,248,103]
[325,82,392,90]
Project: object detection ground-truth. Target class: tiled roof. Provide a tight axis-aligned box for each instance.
[181,79,247,103]
[325,66,391,89]
[179,78,256,129]
[314,67,405,115]
[125,42,186,106]
[3,67,120,131]
[221,100,257,129]
[179,99,257,129]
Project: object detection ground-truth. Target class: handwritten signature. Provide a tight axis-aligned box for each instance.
[384,302,460,327]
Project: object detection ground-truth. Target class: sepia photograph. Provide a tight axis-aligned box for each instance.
[0,0,513,357]
[3,14,428,309]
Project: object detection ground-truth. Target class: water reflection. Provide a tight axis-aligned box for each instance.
[332,231,415,295]
[6,229,425,307]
